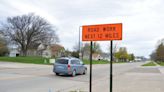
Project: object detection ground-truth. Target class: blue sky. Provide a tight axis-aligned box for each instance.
[0,0,164,58]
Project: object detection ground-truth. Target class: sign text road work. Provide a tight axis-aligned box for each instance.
[82,23,122,41]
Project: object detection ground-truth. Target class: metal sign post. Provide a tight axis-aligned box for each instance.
[79,26,81,59]
[89,41,93,92]
[110,40,113,92]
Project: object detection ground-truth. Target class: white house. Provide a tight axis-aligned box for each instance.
[9,47,19,57]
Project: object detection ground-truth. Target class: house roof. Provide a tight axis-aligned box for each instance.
[50,44,65,52]
[92,53,100,58]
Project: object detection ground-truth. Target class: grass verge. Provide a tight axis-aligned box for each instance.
[0,56,50,64]
[142,61,156,66]
[83,59,109,64]
[82,59,127,64]
[156,62,164,66]
[0,56,109,65]
[0,56,127,65]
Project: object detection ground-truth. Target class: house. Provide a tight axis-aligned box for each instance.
[100,53,110,61]
[82,51,90,60]
[135,56,147,62]
[82,52,101,60]
[50,44,65,58]
[82,52,111,61]
[7,43,65,58]
[42,46,51,58]
[37,44,65,58]
[9,47,19,57]
[92,53,101,60]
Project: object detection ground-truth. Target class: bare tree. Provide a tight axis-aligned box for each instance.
[0,36,8,56]
[73,42,80,52]
[81,43,90,59]
[0,13,59,56]
[156,43,164,61]
[107,42,118,54]
[107,42,119,61]
[157,38,164,46]
[92,42,102,54]
[150,38,164,62]
[150,51,156,61]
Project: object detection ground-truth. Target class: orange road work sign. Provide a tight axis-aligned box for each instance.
[82,23,122,41]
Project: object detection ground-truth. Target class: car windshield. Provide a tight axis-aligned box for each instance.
[56,59,68,64]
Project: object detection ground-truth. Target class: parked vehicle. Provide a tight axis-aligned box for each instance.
[53,57,87,77]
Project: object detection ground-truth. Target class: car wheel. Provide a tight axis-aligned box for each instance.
[83,69,87,75]
[56,73,59,76]
[72,70,76,77]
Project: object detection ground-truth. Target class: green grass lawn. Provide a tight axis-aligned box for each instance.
[0,56,50,64]
[156,62,164,66]
[0,56,127,65]
[0,56,110,65]
[82,59,127,64]
[142,61,156,66]
[0,56,109,65]
[83,59,109,64]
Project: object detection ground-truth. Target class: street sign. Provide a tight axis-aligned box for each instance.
[82,23,123,92]
[82,23,122,41]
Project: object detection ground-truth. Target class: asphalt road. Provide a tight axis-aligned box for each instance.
[0,61,164,92]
